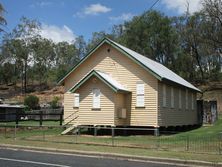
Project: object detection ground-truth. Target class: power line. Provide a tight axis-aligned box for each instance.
[149,0,160,11]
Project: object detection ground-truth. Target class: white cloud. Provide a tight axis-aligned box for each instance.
[162,0,202,14]
[40,24,76,44]
[74,3,111,17]
[30,1,52,8]
[109,13,135,23]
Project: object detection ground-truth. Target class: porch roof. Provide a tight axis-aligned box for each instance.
[69,70,130,93]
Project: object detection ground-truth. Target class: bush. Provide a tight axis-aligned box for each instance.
[49,96,60,109]
[24,95,39,110]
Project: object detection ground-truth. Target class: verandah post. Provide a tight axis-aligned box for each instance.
[94,126,97,136]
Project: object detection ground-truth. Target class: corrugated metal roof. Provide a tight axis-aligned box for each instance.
[110,39,200,92]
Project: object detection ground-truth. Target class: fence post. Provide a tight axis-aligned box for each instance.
[59,112,63,126]
[156,137,160,150]
[39,110,43,126]
[75,127,78,144]
[111,127,115,147]
[219,133,222,155]
[186,136,190,151]
[15,111,19,127]
[42,126,45,141]
[14,125,16,140]
[4,126,6,138]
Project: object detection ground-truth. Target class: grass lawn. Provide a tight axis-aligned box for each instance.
[0,137,221,164]
[172,116,222,138]
[0,116,221,164]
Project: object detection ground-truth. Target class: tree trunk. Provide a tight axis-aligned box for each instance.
[21,64,24,94]
[24,61,27,94]
[192,45,205,81]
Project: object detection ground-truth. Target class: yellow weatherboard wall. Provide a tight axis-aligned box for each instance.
[64,43,158,127]
[63,41,198,127]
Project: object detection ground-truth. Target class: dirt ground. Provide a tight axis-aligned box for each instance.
[0,84,64,105]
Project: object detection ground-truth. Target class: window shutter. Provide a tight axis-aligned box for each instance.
[171,87,174,108]
[136,83,144,107]
[191,93,194,110]
[186,89,188,110]
[136,95,144,107]
[137,84,144,95]
[74,94,79,107]
[93,89,100,108]
[179,90,182,109]
[163,84,166,107]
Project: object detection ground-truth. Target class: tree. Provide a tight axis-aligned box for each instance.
[2,17,40,93]
[86,31,114,52]
[74,35,86,59]
[31,37,56,86]
[0,3,6,33]
[24,95,39,110]
[119,11,180,69]
[53,41,79,81]
[201,0,222,80]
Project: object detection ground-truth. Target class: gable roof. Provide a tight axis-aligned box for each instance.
[59,37,200,92]
[69,70,130,93]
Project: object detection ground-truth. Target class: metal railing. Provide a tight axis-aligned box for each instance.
[0,124,221,155]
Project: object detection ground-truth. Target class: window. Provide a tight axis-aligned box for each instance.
[179,90,182,109]
[185,89,188,110]
[136,83,144,107]
[171,87,174,108]
[74,94,79,107]
[92,89,100,108]
[191,93,194,110]
[163,84,166,107]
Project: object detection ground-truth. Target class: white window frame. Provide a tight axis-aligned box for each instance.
[74,93,79,107]
[136,83,145,107]
[171,87,174,108]
[92,88,100,109]
[163,84,166,107]
[185,89,188,110]
[179,89,182,109]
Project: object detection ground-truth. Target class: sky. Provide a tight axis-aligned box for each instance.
[1,0,202,43]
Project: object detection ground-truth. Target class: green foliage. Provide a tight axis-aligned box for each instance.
[24,95,39,110]
[49,96,60,109]
[0,3,6,33]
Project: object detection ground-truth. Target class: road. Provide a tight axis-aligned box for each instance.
[0,148,185,167]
